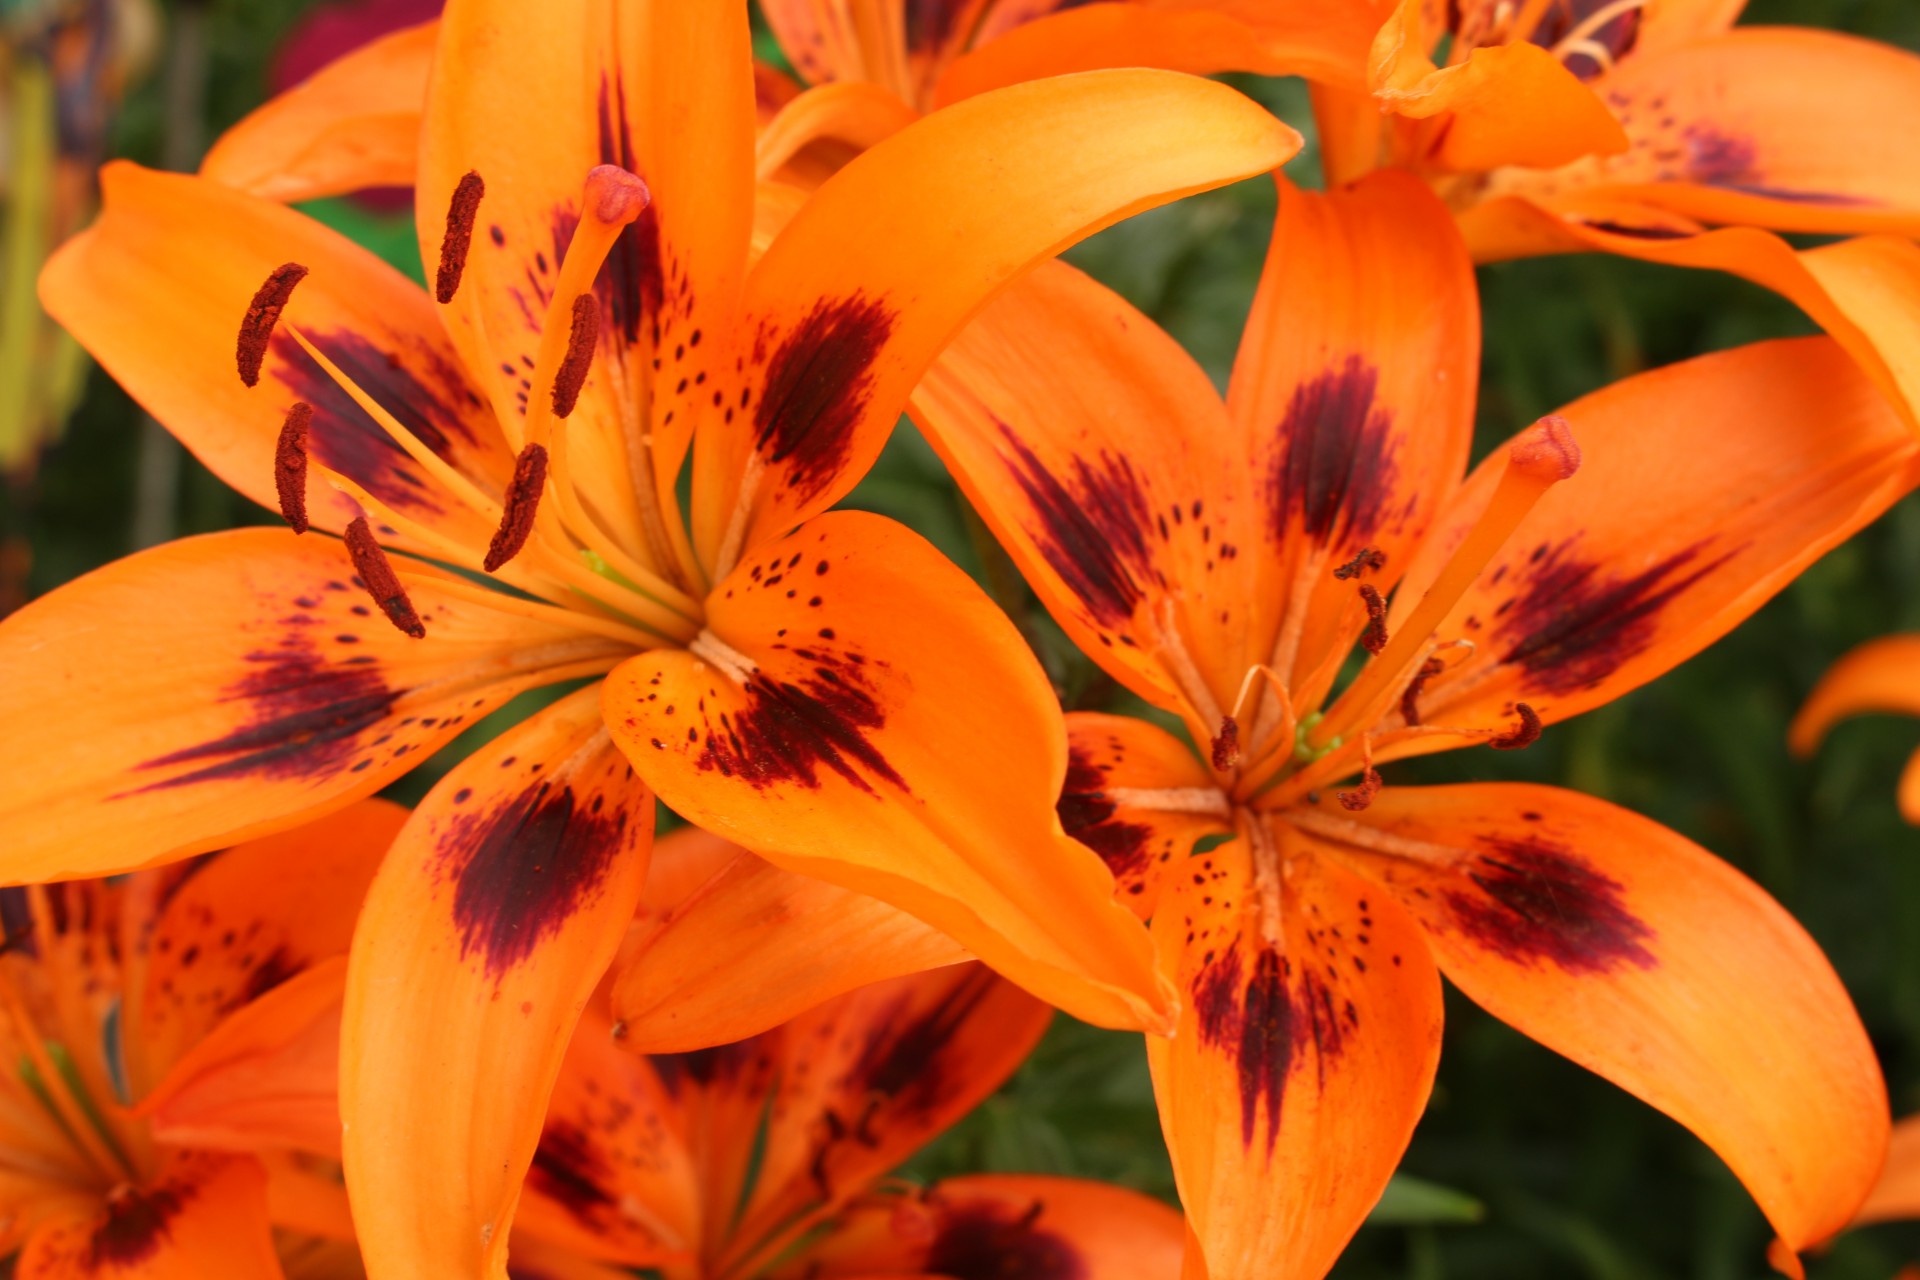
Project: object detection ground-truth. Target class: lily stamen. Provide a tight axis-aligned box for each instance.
[434,170,485,306]
[1548,0,1648,62]
[484,443,550,573]
[235,261,306,388]
[344,516,426,638]
[274,401,312,533]
[1103,786,1233,816]
[689,628,759,686]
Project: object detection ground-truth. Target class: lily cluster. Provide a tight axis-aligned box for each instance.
[6,0,1920,1277]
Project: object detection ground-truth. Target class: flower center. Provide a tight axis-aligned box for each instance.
[1454,0,1649,79]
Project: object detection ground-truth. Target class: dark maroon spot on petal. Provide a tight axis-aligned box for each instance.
[1496,538,1730,695]
[89,1184,186,1267]
[1268,355,1397,546]
[1194,944,1296,1152]
[1579,219,1694,241]
[904,0,977,56]
[694,650,903,794]
[1680,126,1867,205]
[850,967,997,1103]
[1056,749,1152,884]
[751,294,898,504]
[1444,836,1655,973]
[590,74,665,347]
[440,779,631,977]
[649,1040,762,1096]
[435,171,485,305]
[924,1197,1088,1280]
[234,945,304,1009]
[999,423,1158,627]
[124,633,399,794]
[0,887,34,956]
[526,1122,618,1225]
[237,262,307,388]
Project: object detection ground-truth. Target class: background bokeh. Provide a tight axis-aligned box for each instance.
[5,1,1920,1275]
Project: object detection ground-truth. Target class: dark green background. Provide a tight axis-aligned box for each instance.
[8,1,1920,1275]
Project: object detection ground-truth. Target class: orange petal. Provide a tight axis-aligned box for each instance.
[611,826,967,1053]
[1854,1113,1920,1227]
[124,799,403,1095]
[781,1173,1185,1279]
[1792,634,1920,755]
[40,163,512,547]
[696,68,1300,566]
[418,0,754,526]
[907,258,1252,724]
[1060,712,1229,919]
[200,21,437,204]
[1387,338,1920,744]
[16,1152,285,1280]
[755,82,920,186]
[1634,0,1746,52]
[138,960,348,1159]
[1562,29,1920,234]
[931,1,1377,107]
[1147,825,1443,1280]
[1226,171,1479,713]
[603,509,1172,1033]
[727,965,1054,1268]
[0,528,591,884]
[1369,0,1627,171]
[340,687,654,1280]
[1305,781,1889,1257]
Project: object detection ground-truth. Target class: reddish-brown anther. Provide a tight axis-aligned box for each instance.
[236,262,308,387]
[344,517,425,638]
[1333,547,1386,581]
[1489,702,1543,750]
[1211,716,1241,772]
[484,443,549,572]
[1337,765,1382,811]
[552,296,599,420]
[1358,584,1388,655]
[275,402,313,533]
[435,171,486,305]
[1398,656,1446,727]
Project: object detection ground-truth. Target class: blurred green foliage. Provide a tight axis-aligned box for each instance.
[8,0,1920,1276]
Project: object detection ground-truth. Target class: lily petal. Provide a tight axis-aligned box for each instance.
[1147,828,1443,1280]
[0,528,594,883]
[40,163,513,547]
[604,509,1172,1033]
[1305,782,1888,1261]
[17,1152,284,1280]
[201,21,438,204]
[698,68,1300,566]
[1854,1114,1920,1227]
[341,686,654,1280]
[1635,0,1747,52]
[1791,634,1920,822]
[611,826,967,1053]
[1388,338,1920,743]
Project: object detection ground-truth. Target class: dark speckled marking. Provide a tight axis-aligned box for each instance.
[1268,355,1398,546]
[234,945,304,1009]
[1056,750,1153,884]
[905,0,975,55]
[649,1040,761,1096]
[1444,836,1655,974]
[527,1122,618,1224]
[441,780,630,977]
[1681,126,1866,205]
[1000,423,1157,627]
[752,295,898,504]
[849,967,997,1103]
[925,1198,1088,1280]
[591,73,665,346]
[694,651,903,794]
[1191,944,1294,1151]
[88,1186,185,1267]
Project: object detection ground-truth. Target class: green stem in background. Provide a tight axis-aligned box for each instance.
[0,55,55,473]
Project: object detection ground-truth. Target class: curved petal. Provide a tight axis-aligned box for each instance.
[782,1174,1185,1280]
[17,1152,285,1280]
[1147,827,1443,1280]
[1060,712,1228,919]
[1386,338,1920,744]
[755,82,921,186]
[907,258,1253,724]
[931,2,1376,106]
[1302,782,1888,1260]
[41,163,512,547]
[604,510,1171,1033]
[126,799,404,1094]
[1635,0,1746,52]
[201,21,437,204]
[0,528,596,884]
[1562,29,1920,234]
[695,68,1301,566]
[1226,172,1479,713]
[340,687,654,1280]
[1792,635,1920,753]
[728,965,1054,1266]
[1854,1114,1920,1228]
[1369,0,1627,171]
[611,827,968,1054]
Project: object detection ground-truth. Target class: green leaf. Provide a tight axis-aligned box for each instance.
[1367,1174,1486,1226]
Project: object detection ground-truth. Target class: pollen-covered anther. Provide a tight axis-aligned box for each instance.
[1398,656,1446,727]
[435,170,485,305]
[1358,584,1389,656]
[551,296,599,419]
[274,401,313,533]
[1333,546,1386,581]
[484,443,550,572]
[1211,715,1241,772]
[1489,702,1543,751]
[344,517,426,638]
[1337,764,1382,812]
[236,262,308,387]
[1508,414,1582,484]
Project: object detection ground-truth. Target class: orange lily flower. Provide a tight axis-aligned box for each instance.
[0,801,402,1279]
[15,1,1298,1273]
[1793,635,1920,822]
[907,172,1903,1277]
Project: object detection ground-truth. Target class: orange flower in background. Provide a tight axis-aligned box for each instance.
[13,1,1300,1274]
[906,172,1908,1277]
[0,801,401,1279]
[1793,636,1920,822]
